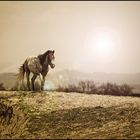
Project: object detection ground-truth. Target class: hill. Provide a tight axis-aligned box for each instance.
[0,73,17,89]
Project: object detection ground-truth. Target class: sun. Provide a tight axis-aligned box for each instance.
[86,28,117,63]
[95,31,114,56]
[82,27,120,66]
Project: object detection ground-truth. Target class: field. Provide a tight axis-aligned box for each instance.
[0,91,140,139]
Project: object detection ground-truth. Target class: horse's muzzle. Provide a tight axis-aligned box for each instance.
[50,64,55,69]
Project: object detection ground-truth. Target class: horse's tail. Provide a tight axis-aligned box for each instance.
[17,64,25,82]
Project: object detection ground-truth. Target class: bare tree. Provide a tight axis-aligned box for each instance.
[79,81,86,93]
[0,83,6,91]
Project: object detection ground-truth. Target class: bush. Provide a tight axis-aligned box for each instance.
[56,81,133,96]
[97,83,133,96]
[119,84,133,95]
[85,81,97,94]
[57,84,80,93]
[57,80,97,94]
[78,81,86,93]
[0,83,6,90]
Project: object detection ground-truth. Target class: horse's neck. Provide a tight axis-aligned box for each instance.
[38,53,49,66]
[43,56,49,67]
[41,58,49,77]
[38,53,50,76]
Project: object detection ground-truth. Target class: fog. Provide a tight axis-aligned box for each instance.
[0,1,140,74]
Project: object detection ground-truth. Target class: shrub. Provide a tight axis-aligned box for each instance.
[119,84,133,95]
[0,83,6,90]
[56,81,133,96]
[78,81,86,93]
[97,82,133,96]
[85,80,97,94]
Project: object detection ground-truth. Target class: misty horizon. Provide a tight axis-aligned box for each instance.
[0,1,140,74]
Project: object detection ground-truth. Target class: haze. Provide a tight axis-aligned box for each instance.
[0,1,140,74]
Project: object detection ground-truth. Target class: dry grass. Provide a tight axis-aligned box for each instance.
[0,91,140,139]
[0,100,30,139]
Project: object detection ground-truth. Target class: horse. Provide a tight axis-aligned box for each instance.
[17,50,55,91]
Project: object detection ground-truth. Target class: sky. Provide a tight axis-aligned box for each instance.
[0,1,140,74]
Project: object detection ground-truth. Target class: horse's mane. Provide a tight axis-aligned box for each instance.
[38,50,52,65]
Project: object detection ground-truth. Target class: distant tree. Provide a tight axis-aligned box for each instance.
[0,83,6,90]
[85,80,97,94]
[68,84,78,92]
[97,82,133,96]
[56,80,133,96]
[57,85,65,92]
[119,84,133,95]
[79,81,86,93]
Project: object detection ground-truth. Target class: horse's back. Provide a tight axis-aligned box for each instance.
[26,56,42,74]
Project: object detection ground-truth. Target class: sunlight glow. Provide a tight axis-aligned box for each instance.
[95,31,114,56]
[44,81,54,90]
[85,28,119,63]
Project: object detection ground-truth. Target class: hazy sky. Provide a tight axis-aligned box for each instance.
[0,1,140,74]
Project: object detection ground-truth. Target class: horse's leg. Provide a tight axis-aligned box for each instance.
[31,74,37,91]
[26,71,30,91]
[42,77,45,91]
[40,75,45,91]
[39,74,43,91]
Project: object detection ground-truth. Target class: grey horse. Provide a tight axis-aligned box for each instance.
[17,50,55,91]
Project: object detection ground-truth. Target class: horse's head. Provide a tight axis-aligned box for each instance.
[38,50,55,68]
[48,50,55,69]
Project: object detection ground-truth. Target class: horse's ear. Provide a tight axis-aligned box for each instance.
[53,50,55,53]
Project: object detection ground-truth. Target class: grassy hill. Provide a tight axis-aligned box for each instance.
[0,91,140,139]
